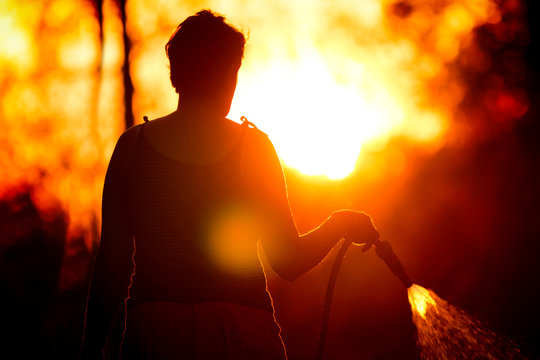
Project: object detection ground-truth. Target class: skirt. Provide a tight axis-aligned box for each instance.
[121,301,288,360]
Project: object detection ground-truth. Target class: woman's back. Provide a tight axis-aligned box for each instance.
[141,113,246,165]
[125,118,272,311]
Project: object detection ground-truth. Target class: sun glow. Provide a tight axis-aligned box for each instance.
[230,53,394,180]
[122,0,501,179]
[222,0,493,179]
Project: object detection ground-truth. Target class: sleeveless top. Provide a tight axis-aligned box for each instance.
[125,122,273,312]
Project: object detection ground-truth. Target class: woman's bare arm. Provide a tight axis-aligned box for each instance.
[244,129,378,281]
[81,127,139,358]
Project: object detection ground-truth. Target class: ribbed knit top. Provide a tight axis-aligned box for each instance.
[125,123,272,312]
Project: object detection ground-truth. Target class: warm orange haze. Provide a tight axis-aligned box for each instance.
[0,0,513,235]
[134,0,501,179]
[1,0,537,359]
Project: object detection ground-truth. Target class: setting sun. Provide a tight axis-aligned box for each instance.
[230,53,389,180]
[221,0,492,179]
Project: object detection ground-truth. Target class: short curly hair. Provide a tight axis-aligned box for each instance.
[165,10,246,96]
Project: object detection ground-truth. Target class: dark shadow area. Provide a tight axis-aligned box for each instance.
[55,233,95,360]
[0,185,66,359]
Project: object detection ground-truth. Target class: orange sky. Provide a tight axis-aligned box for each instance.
[0,0,526,243]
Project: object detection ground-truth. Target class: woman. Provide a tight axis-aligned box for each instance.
[82,10,379,360]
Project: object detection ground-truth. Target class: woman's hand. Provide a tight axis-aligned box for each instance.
[331,210,380,252]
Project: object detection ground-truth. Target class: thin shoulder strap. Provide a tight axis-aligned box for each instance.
[241,116,258,130]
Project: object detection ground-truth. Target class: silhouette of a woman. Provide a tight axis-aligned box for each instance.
[82,10,379,360]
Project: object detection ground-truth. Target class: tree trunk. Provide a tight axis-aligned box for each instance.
[120,0,134,129]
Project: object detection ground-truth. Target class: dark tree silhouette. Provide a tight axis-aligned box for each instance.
[120,0,135,129]
[87,0,134,130]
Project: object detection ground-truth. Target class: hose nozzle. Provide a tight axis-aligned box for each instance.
[374,240,412,288]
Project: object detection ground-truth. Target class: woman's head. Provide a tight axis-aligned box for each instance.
[166,10,246,114]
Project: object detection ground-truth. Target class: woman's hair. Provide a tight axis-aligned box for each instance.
[166,10,246,96]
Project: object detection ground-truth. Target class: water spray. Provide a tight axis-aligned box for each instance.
[316,238,412,360]
[316,238,526,360]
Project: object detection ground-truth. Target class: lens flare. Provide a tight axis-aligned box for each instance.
[207,206,261,274]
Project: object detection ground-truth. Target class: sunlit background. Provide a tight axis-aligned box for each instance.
[1,0,539,359]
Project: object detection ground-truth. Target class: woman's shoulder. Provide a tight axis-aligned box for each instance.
[120,123,144,141]
[107,124,145,173]
[116,124,143,154]
[238,118,270,147]
[239,120,282,174]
